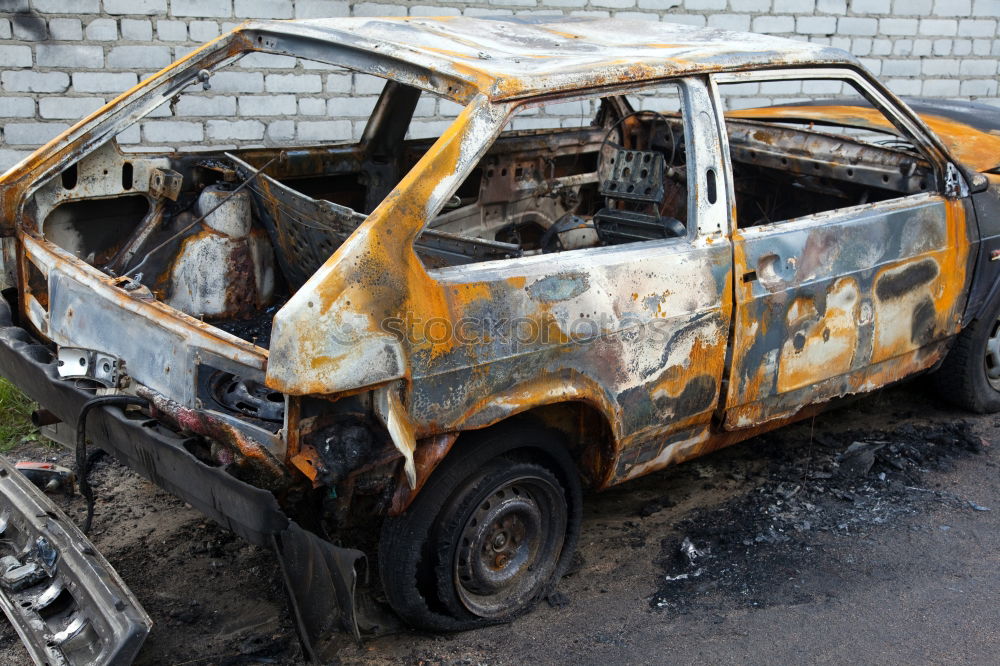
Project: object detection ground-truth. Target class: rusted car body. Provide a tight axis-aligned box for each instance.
[1,15,1000,662]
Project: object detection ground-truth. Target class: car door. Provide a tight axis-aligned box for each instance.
[405,77,735,486]
[714,69,975,429]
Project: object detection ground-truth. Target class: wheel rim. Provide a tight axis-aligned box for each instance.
[453,474,566,618]
[986,319,1000,389]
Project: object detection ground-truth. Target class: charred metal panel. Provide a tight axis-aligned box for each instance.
[24,235,267,410]
[414,238,732,484]
[724,195,971,428]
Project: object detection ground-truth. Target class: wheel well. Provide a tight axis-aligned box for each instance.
[457,402,616,489]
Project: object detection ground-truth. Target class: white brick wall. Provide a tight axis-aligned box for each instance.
[1,0,998,171]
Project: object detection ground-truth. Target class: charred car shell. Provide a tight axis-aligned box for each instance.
[0,15,999,662]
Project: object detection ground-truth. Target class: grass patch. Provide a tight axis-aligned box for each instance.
[0,377,35,452]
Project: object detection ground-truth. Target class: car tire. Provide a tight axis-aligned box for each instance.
[933,298,1000,413]
[378,425,582,631]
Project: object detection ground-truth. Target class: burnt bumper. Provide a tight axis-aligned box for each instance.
[0,454,151,665]
[0,294,365,660]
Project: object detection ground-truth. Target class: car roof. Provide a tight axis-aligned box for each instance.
[245,15,858,102]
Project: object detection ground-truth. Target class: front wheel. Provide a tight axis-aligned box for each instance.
[933,298,1000,413]
[378,427,581,631]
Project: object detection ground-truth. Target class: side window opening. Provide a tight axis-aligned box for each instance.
[423,82,690,268]
[715,77,936,229]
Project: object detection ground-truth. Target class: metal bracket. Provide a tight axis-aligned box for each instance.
[56,348,122,388]
[149,168,183,201]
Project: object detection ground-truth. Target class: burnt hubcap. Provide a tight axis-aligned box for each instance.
[454,475,566,618]
[986,319,1000,388]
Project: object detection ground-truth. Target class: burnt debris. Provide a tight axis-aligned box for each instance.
[651,421,990,613]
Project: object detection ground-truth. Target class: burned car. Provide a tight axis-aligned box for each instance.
[2,15,1000,663]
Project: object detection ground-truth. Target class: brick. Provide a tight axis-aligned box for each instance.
[838,17,877,36]
[707,14,751,31]
[972,0,1000,15]
[240,52,297,69]
[871,39,892,55]
[328,96,378,117]
[267,120,295,142]
[911,39,933,56]
[958,19,996,37]
[173,94,237,116]
[11,16,47,41]
[121,19,153,41]
[1,71,70,93]
[960,79,998,97]
[265,73,322,93]
[774,0,813,11]
[171,0,232,18]
[352,3,410,16]
[234,0,293,17]
[72,72,138,93]
[684,0,726,9]
[354,75,385,95]
[0,19,10,40]
[409,5,463,15]
[932,0,971,14]
[850,0,890,11]
[960,59,999,75]
[879,18,919,35]
[238,94,297,115]
[851,37,873,55]
[297,98,326,115]
[115,125,141,144]
[0,150,31,174]
[0,46,32,68]
[320,75,349,97]
[39,97,106,120]
[143,121,203,142]
[30,0,99,11]
[49,18,83,41]
[816,0,847,12]
[296,120,351,142]
[0,0,27,10]
[295,0,350,18]
[36,45,104,69]
[463,5,513,14]
[85,19,118,41]
[157,20,188,41]
[409,119,452,137]
[922,59,958,75]
[886,78,922,96]
[796,16,836,34]
[752,16,795,32]
[3,123,69,147]
[105,0,166,14]
[188,21,220,41]
[922,79,960,96]
[882,59,921,76]
[894,0,931,12]
[107,46,172,69]
[728,0,771,12]
[932,39,952,56]
[206,119,264,141]
[953,40,973,56]
[919,19,958,36]
[0,97,34,118]
[591,0,636,7]
[208,71,264,93]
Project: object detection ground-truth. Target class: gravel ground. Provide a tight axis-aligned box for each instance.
[1,379,998,665]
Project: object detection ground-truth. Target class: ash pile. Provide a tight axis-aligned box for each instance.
[649,421,991,613]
